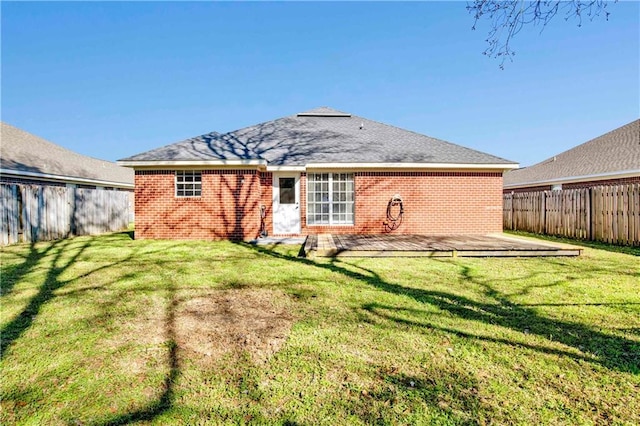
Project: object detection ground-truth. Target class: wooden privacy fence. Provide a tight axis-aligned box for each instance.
[1,184,130,245]
[504,184,640,246]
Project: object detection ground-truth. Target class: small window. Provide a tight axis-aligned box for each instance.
[279,178,296,204]
[176,171,202,197]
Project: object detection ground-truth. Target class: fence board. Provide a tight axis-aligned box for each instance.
[0,185,19,245]
[504,183,640,246]
[1,183,130,245]
[0,185,8,245]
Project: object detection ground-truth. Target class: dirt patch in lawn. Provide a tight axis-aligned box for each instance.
[174,288,295,365]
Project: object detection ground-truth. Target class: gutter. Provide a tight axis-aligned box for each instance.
[304,162,520,171]
[117,159,268,169]
[117,160,519,172]
[504,169,640,189]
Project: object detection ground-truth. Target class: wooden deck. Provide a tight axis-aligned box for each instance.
[303,234,582,258]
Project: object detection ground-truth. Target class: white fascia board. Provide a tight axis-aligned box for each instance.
[0,168,134,189]
[266,165,306,172]
[305,162,520,171]
[504,169,640,189]
[117,159,267,169]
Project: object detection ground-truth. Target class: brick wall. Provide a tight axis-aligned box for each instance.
[135,169,504,240]
[135,170,263,240]
[299,171,503,236]
[259,172,273,237]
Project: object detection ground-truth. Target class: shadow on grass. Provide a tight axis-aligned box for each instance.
[2,234,183,425]
[248,244,640,375]
[8,236,634,424]
[94,279,179,426]
[506,231,640,257]
[1,233,161,361]
[379,370,487,423]
[1,243,46,298]
[118,230,135,240]
[1,238,93,359]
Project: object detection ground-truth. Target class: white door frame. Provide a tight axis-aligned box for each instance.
[272,173,301,234]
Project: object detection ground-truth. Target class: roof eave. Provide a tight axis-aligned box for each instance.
[117,159,268,169]
[116,160,518,172]
[305,162,520,171]
[0,168,134,189]
[504,169,640,189]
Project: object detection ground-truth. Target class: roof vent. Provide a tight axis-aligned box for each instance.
[297,107,351,118]
[359,122,364,130]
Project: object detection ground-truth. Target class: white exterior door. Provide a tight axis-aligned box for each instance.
[272,173,301,234]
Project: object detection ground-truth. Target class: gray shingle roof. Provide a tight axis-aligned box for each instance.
[504,119,640,188]
[120,107,516,167]
[1,122,134,187]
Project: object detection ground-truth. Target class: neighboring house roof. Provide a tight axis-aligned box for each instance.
[1,122,134,188]
[119,107,517,170]
[504,119,640,189]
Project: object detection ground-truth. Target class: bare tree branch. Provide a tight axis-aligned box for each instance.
[467,1,614,69]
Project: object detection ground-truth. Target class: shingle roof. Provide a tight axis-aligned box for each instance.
[1,122,134,187]
[504,119,640,188]
[120,107,516,167]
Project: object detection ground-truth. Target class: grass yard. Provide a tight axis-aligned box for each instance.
[1,232,639,425]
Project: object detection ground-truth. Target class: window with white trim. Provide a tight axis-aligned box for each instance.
[175,170,202,197]
[307,173,354,225]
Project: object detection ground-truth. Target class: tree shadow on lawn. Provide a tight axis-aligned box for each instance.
[506,231,640,257]
[88,241,639,424]
[0,243,47,298]
[93,279,179,426]
[371,369,489,424]
[1,238,95,359]
[25,239,636,425]
[1,234,183,426]
[248,244,640,375]
[1,234,165,360]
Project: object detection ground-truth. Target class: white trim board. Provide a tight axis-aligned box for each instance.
[504,169,640,189]
[118,161,518,172]
[117,159,267,168]
[0,168,134,189]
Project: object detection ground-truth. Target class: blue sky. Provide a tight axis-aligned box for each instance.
[2,1,638,167]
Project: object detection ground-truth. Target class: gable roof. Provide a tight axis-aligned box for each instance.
[119,107,517,170]
[1,122,134,188]
[504,119,640,189]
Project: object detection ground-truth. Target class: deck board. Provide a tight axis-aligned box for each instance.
[304,234,581,258]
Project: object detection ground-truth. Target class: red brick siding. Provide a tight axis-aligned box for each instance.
[134,170,263,240]
[259,172,273,236]
[135,169,504,240]
[299,171,503,236]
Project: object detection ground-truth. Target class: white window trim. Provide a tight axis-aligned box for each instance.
[307,173,355,226]
[175,170,202,197]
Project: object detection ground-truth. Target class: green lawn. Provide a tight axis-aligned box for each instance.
[1,232,639,425]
